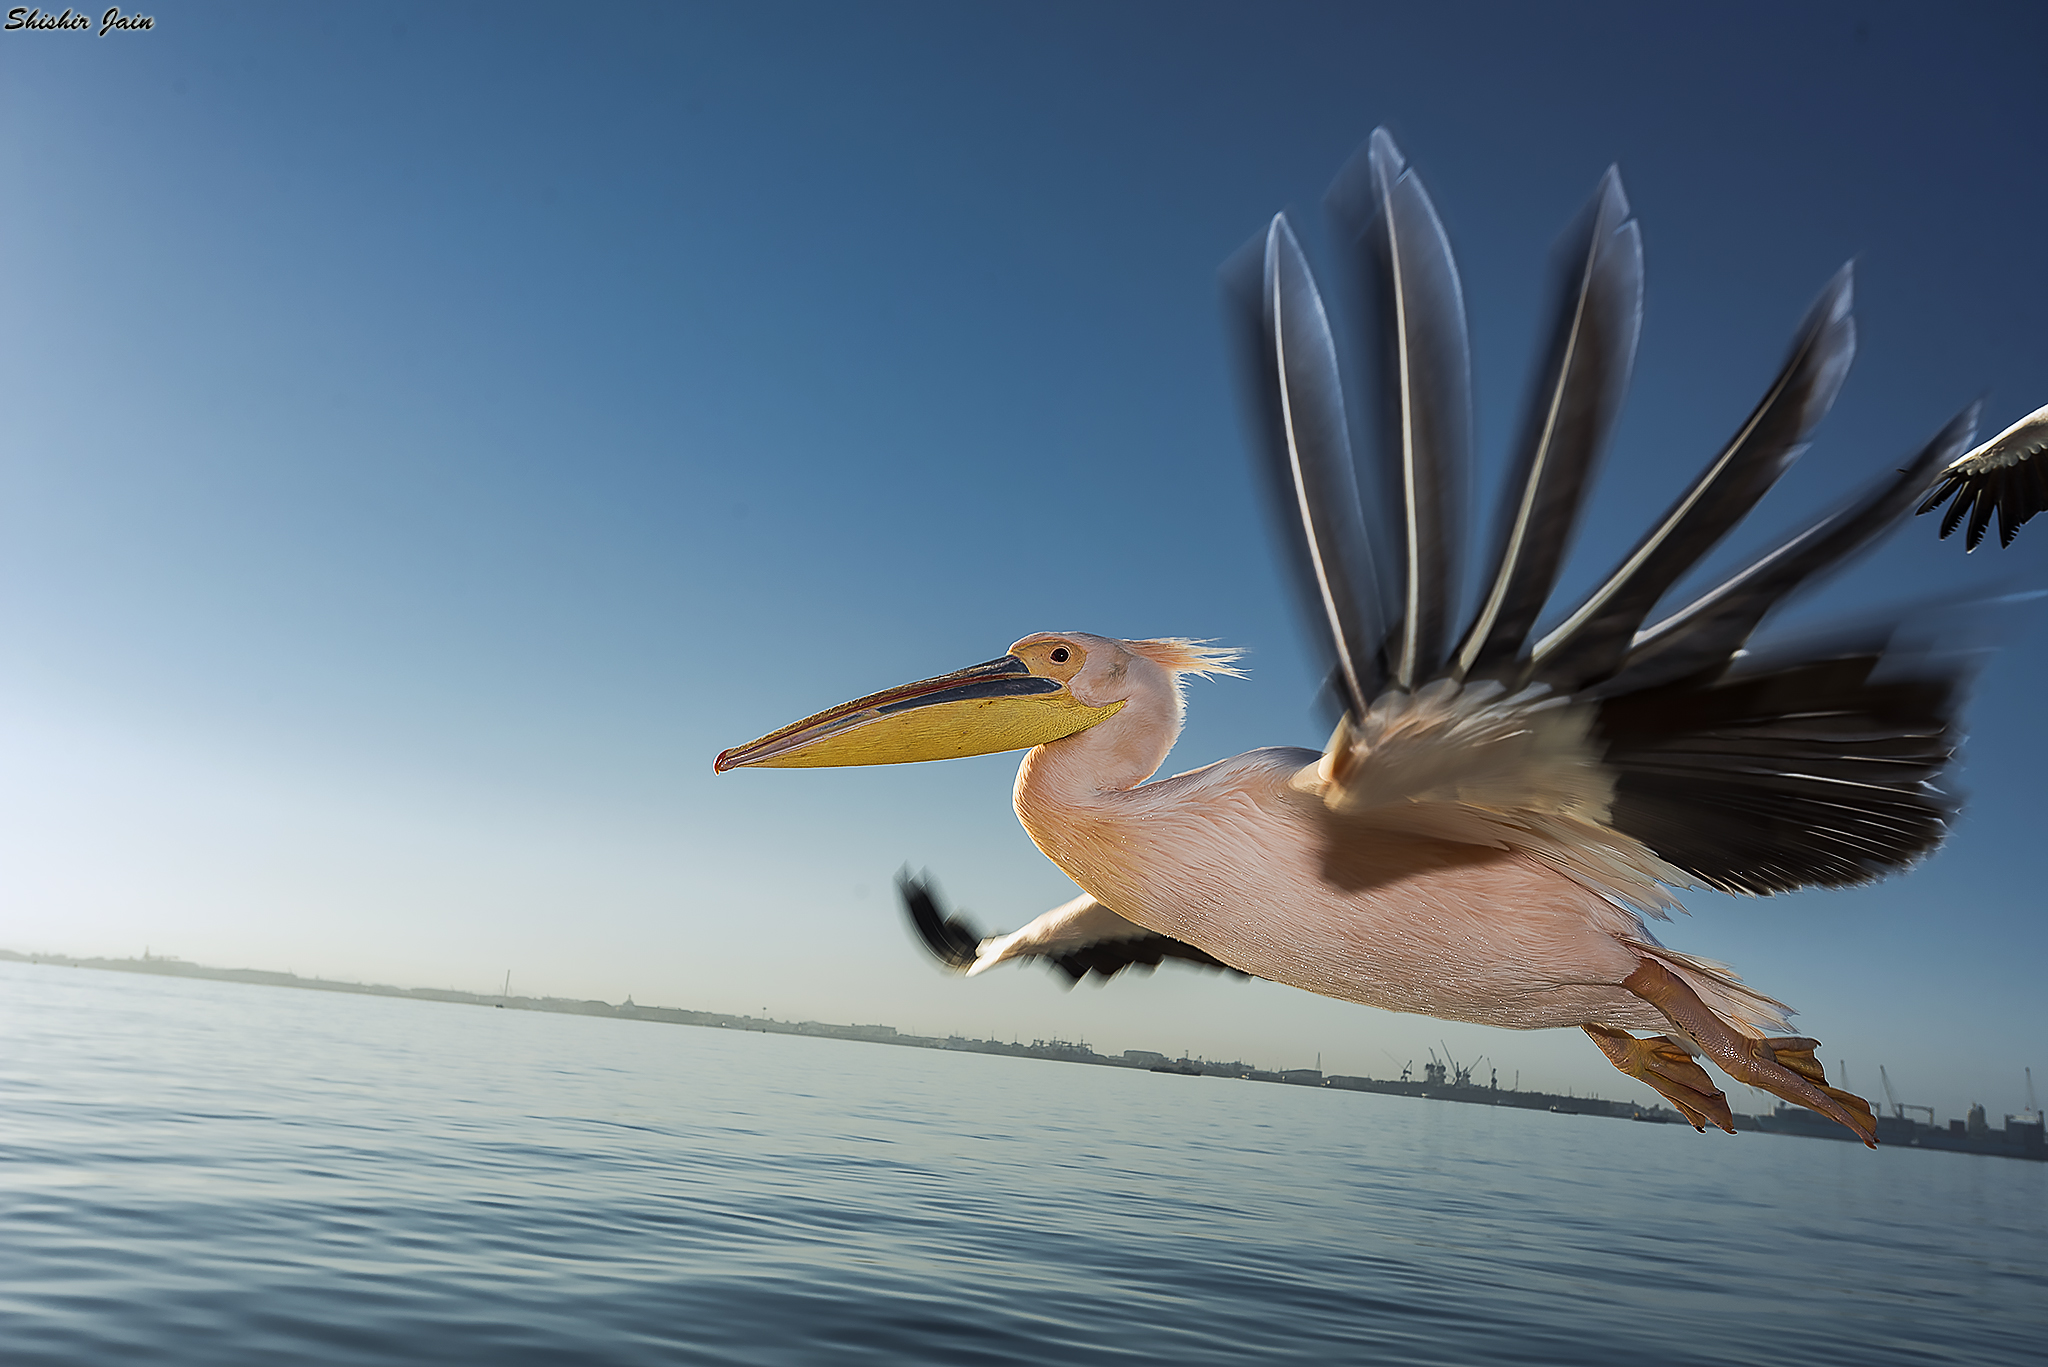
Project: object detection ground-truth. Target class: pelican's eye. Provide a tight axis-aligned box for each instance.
[1051,647,1070,663]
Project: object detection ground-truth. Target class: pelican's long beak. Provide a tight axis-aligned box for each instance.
[714,655,1123,772]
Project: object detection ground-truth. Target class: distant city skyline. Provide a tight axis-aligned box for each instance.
[2,3,2044,1120]
[16,950,2043,1155]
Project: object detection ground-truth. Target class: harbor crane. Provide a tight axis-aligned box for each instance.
[1880,1066,1936,1125]
[1426,1043,1489,1089]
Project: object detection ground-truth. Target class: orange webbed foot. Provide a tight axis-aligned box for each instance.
[1583,1024,1736,1133]
[1753,1036,1878,1142]
[1621,960,1879,1148]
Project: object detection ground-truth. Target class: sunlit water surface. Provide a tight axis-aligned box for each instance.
[2,960,2042,1365]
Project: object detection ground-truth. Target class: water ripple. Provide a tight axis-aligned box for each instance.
[2,961,2041,1365]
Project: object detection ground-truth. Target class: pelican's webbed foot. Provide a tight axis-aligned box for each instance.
[1749,1035,1878,1135]
[1621,958,1879,1147]
[1582,1023,1734,1133]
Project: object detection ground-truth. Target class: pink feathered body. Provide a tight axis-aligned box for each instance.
[1006,633,1760,1035]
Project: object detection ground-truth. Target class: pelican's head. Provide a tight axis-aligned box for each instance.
[713,633,1242,772]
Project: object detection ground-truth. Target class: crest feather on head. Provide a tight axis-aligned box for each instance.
[1124,638,1247,678]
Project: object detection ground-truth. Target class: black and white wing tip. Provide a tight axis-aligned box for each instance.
[896,872,1249,987]
[1916,400,2048,549]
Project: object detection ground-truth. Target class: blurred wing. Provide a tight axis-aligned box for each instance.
[1916,399,2048,549]
[1224,215,1389,717]
[1530,266,1858,692]
[1328,128,1473,690]
[1229,142,1979,919]
[899,874,1249,986]
[1457,167,1643,681]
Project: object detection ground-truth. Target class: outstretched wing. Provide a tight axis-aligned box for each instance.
[898,873,1250,986]
[1225,129,1480,716]
[1233,131,1989,913]
[1917,400,2048,549]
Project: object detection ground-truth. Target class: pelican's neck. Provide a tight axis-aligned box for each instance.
[1014,678,1180,815]
[1009,656,1189,910]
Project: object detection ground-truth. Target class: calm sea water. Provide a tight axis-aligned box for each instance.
[2,959,2042,1366]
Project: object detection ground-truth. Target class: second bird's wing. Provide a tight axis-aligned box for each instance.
[1917,400,2048,549]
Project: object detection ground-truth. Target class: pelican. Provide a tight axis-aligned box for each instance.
[1917,400,2048,549]
[715,130,1997,1145]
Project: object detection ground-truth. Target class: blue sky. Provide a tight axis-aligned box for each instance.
[2,2,2044,1118]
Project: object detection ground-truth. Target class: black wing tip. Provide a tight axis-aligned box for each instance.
[1221,215,1290,297]
[1584,164,1635,236]
[1915,475,1960,522]
[1953,397,1986,442]
[1809,263,1858,371]
[896,869,979,974]
[1266,213,1310,285]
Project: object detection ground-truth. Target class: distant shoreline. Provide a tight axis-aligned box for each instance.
[7,948,2039,1161]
